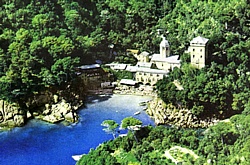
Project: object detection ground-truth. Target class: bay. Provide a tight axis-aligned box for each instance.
[0,94,154,165]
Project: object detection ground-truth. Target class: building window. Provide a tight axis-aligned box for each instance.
[200,49,202,52]
[193,55,195,58]
[193,48,195,52]
[200,55,202,58]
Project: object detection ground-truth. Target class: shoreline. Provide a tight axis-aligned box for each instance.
[107,85,219,128]
[0,82,218,130]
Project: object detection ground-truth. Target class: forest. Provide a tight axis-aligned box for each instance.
[0,0,249,164]
[77,115,250,165]
[0,0,163,103]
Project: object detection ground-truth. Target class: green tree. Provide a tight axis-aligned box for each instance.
[121,117,142,143]
[51,56,80,85]
[101,120,119,139]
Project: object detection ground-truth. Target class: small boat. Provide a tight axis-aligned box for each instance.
[134,111,141,115]
[72,154,84,161]
[119,133,128,137]
[139,102,146,106]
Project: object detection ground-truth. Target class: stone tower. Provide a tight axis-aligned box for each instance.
[160,35,170,58]
[189,36,209,69]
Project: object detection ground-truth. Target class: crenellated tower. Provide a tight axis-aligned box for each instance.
[189,36,209,69]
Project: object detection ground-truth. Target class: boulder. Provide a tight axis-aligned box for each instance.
[26,111,32,119]
[53,95,59,103]
[43,114,63,123]
[14,115,25,126]
[65,112,75,122]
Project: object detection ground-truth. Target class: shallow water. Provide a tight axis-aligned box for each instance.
[0,94,154,165]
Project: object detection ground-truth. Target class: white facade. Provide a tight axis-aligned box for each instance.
[135,68,168,85]
[160,35,171,58]
[108,36,209,86]
[137,51,150,63]
[188,36,209,69]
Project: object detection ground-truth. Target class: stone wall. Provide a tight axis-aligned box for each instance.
[147,97,218,128]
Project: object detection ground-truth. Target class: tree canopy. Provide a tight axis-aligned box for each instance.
[1,0,250,163]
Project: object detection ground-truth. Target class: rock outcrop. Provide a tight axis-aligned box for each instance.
[26,83,85,124]
[0,79,86,129]
[0,100,26,128]
[147,97,219,128]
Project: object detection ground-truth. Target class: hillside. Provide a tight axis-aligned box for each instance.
[0,0,249,163]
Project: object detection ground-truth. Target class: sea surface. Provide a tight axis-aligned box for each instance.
[0,94,154,165]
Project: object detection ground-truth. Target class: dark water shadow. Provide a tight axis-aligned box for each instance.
[85,94,113,104]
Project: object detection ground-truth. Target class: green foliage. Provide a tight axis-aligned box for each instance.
[1,0,164,103]
[0,0,98,102]
[0,1,249,163]
[112,70,134,80]
[114,52,138,65]
[78,113,250,165]
[121,117,142,130]
[154,0,250,117]
[101,120,119,138]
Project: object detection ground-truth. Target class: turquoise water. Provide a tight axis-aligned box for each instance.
[0,94,154,165]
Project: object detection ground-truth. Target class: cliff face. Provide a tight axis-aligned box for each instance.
[147,97,218,128]
[0,79,86,129]
[0,100,26,127]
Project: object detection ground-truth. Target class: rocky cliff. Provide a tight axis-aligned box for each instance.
[147,97,218,128]
[0,100,26,128]
[0,79,86,129]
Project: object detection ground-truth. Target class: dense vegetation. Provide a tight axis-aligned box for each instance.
[156,0,250,118]
[74,0,249,164]
[1,0,250,164]
[77,114,250,164]
[0,0,160,103]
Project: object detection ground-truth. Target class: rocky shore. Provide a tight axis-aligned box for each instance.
[147,97,219,128]
[0,78,218,130]
[113,84,157,97]
[28,90,83,125]
[112,82,219,128]
[0,80,86,129]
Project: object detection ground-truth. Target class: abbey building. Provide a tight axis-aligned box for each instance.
[107,35,209,86]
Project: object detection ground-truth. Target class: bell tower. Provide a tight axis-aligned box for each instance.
[160,35,170,58]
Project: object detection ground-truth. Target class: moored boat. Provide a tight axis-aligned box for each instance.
[72,154,84,161]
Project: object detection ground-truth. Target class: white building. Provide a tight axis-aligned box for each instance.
[107,36,208,86]
[187,36,209,69]
[150,35,181,71]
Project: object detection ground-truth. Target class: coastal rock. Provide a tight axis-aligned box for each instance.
[147,96,218,128]
[53,95,59,103]
[14,115,25,126]
[0,100,26,128]
[43,114,63,123]
[27,110,32,119]
[0,79,86,129]
[26,92,52,108]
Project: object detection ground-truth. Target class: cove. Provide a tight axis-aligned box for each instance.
[0,94,154,165]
